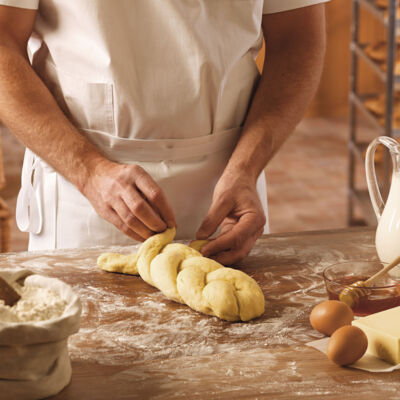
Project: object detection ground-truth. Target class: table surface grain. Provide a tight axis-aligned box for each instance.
[1,227,399,400]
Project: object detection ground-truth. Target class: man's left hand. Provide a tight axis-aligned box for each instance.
[196,170,266,265]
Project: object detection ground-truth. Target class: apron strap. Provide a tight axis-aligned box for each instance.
[16,149,43,235]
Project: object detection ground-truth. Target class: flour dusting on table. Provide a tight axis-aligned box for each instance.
[0,230,377,367]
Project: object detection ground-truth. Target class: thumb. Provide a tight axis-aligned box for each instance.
[196,197,232,240]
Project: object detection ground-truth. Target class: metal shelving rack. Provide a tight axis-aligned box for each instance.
[348,0,399,226]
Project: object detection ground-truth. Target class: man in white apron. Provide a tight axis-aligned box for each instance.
[0,0,326,264]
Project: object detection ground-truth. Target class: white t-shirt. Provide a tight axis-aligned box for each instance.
[1,0,329,13]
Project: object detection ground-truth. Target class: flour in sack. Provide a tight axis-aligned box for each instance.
[0,283,67,322]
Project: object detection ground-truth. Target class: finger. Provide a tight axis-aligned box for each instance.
[196,197,233,240]
[220,218,236,235]
[210,227,263,266]
[211,247,250,266]
[112,198,153,239]
[103,206,145,242]
[135,172,176,228]
[122,187,167,232]
[201,213,262,257]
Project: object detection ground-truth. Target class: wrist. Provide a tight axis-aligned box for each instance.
[218,166,259,193]
[223,125,272,185]
[222,161,260,187]
[77,151,113,196]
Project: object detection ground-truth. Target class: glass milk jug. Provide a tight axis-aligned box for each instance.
[365,136,400,264]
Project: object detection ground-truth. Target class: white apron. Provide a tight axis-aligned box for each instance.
[16,0,271,250]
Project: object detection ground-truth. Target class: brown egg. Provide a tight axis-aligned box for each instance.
[309,300,354,336]
[327,325,368,366]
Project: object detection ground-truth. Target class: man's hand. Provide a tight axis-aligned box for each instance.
[196,170,265,265]
[196,4,326,264]
[83,160,176,242]
[0,6,176,243]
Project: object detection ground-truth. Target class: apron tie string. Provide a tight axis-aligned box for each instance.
[16,149,44,235]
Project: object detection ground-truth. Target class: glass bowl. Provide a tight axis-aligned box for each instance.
[323,260,400,316]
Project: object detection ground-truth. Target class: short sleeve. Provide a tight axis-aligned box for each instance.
[263,0,329,14]
[0,0,39,10]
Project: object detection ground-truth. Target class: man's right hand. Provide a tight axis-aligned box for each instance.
[0,6,176,243]
[83,160,176,242]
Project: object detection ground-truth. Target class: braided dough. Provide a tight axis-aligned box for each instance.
[97,228,265,322]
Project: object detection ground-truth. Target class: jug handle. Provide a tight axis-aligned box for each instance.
[365,136,399,221]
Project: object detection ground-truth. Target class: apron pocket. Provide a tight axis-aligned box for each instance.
[39,62,115,134]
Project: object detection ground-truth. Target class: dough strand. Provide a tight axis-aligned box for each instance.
[97,228,265,321]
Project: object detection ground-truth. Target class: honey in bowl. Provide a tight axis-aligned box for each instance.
[323,261,400,316]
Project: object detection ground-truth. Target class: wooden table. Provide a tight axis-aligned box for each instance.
[2,227,399,399]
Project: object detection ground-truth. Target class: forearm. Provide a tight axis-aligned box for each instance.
[0,32,108,193]
[224,7,326,184]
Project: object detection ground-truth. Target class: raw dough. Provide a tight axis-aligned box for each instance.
[97,228,265,322]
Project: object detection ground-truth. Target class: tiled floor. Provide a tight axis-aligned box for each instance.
[1,117,355,252]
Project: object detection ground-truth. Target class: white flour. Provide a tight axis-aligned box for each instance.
[0,231,378,368]
[0,284,67,323]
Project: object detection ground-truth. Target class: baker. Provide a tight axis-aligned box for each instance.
[0,0,326,264]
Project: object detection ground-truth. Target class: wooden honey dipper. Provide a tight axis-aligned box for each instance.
[0,276,21,306]
[339,255,400,308]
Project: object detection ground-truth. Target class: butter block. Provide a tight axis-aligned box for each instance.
[352,306,400,365]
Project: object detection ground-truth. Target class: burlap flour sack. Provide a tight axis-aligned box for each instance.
[0,269,81,400]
